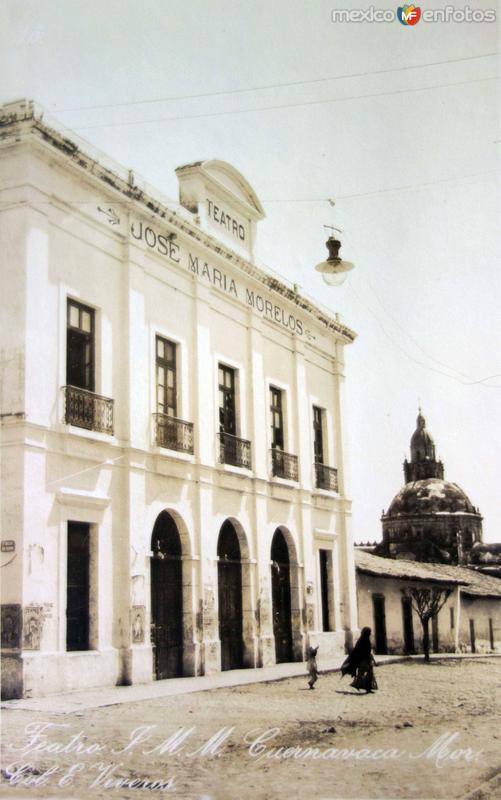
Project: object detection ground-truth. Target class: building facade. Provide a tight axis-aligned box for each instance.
[0,100,358,699]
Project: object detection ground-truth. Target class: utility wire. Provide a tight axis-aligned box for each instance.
[346,282,501,388]
[341,229,500,385]
[1,169,497,209]
[55,51,499,114]
[263,169,500,203]
[73,76,499,132]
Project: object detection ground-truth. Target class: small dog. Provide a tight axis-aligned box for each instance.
[306,645,319,689]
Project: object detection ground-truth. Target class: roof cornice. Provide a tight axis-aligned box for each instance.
[0,100,356,344]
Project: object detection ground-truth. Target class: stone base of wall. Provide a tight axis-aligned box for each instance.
[201,638,221,674]
[20,648,120,698]
[1,654,23,699]
[259,635,276,667]
[308,630,346,666]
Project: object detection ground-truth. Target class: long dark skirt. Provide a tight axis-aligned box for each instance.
[350,659,378,692]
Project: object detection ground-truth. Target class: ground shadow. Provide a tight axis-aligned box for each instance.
[335,689,371,696]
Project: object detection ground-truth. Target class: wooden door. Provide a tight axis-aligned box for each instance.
[66,522,90,651]
[217,522,244,671]
[271,530,293,663]
[372,594,388,655]
[469,619,476,653]
[432,614,439,653]
[151,512,183,679]
[402,596,415,654]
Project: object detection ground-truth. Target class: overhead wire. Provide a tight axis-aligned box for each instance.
[72,75,499,132]
[339,227,501,386]
[55,51,499,114]
[345,280,501,389]
[0,168,497,209]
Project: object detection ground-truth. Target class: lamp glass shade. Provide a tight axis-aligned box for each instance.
[314,258,355,286]
[322,270,348,286]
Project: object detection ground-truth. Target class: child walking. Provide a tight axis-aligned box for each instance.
[306,645,319,689]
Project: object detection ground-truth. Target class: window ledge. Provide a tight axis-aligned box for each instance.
[57,488,111,510]
[57,423,117,444]
[216,463,253,478]
[270,475,299,488]
[312,488,340,498]
[152,446,195,462]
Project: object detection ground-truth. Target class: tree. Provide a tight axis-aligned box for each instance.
[401,586,452,662]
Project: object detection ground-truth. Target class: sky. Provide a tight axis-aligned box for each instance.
[1,0,499,542]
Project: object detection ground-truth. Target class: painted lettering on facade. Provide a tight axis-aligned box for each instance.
[245,290,303,336]
[130,221,180,263]
[188,255,238,297]
[207,199,246,242]
[128,217,304,337]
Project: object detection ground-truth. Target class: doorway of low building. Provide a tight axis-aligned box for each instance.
[217,520,244,670]
[469,618,476,653]
[372,594,388,655]
[432,614,439,653]
[401,595,415,654]
[150,511,184,679]
[271,529,293,663]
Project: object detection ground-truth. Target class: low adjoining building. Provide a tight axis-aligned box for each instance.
[356,549,501,655]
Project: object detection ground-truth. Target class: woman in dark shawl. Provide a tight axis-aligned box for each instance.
[341,627,378,693]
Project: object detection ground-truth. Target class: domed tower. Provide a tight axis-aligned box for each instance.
[404,410,444,482]
[379,411,483,564]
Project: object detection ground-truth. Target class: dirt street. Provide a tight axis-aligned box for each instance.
[1,658,500,800]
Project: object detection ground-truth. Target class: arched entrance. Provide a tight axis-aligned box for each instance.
[217,520,244,670]
[271,528,293,663]
[151,511,183,679]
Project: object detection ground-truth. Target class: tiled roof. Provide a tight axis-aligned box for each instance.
[355,551,501,598]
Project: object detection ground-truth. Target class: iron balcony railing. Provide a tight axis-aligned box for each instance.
[314,462,339,492]
[64,385,114,435]
[218,431,252,469]
[271,448,299,481]
[154,413,194,454]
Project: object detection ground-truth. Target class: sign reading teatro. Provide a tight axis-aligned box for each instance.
[128,217,304,337]
[206,198,247,243]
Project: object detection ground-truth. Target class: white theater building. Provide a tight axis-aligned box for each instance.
[0,100,358,699]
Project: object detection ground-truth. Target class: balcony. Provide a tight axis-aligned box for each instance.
[154,413,194,454]
[64,385,114,435]
[314,462,338,492]
[271,448,298,481]
[218,431,252,469]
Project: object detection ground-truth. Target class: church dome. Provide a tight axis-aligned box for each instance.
[380,410,483,564]
[388,478,477,516]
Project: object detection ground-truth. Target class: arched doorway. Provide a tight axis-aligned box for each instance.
[217,521,244,670]
[151,511,183,679]
[271,528,293,663]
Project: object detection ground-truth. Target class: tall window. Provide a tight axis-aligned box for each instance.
[270,387,284,449]
[156,336,177,417]
[219,365,236,435]
[66,522,90,651]
[313,406,324,464]
[67,300,95,391]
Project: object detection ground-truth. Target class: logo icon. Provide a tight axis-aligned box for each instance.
[397,4,421,24]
